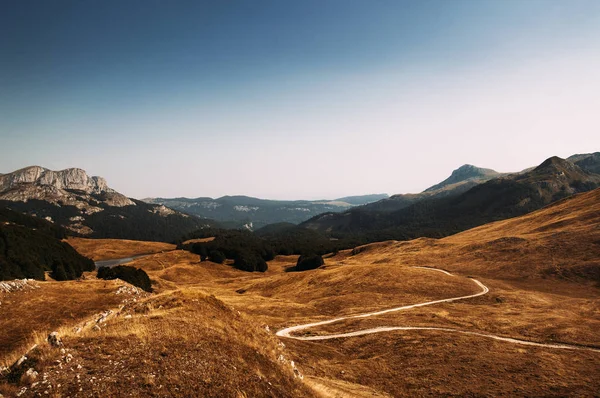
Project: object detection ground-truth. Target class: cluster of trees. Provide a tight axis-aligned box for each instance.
[0,197,219,243]
[294,254,324,272]
[97,265,153,292]
[180,230,272,272]
[0,208,95,281]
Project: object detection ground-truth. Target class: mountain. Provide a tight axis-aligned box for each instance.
[423,164,501,192]
[0,166,216,242]
[567,152,600,174]
[144,194,389,229]
[301,156,600,239]
[0,207,95,280]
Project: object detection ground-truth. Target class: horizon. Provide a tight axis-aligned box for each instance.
[2,1,599,200]
[1,153,594,201]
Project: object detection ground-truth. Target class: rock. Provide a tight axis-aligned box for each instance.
[15,356,27,367]
[92,325,101,332]
[124,314,132,319]
[21,368,38,384]
[96,310,113,323]
[47,332,62,347]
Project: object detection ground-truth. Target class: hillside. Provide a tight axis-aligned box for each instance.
[0,208,94,280]
[144,194,389,229]
[424,164,501,192]
[0,166,217,242]
[2,188,599,396]
[344,164,503,214]
[568,151,600,174]
[301,156,600,239]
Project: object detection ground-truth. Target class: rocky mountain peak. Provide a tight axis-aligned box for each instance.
[0,166,113,195]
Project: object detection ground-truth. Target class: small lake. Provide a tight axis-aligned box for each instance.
[94,254,148,269]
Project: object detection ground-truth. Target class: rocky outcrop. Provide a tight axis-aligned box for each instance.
[0,166,112,194]
[0,166,135,220]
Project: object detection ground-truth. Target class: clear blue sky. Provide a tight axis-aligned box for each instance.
[1,0,599,199]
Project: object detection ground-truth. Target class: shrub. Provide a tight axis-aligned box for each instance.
[97,265,152,292]
[233,251,268,272]
[295,254,324,271]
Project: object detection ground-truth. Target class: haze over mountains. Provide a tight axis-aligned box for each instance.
[301,153,600,239]
[144,194,389,229]
[1,152,598,246]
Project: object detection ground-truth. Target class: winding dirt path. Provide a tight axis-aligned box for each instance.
[276,267,600,353]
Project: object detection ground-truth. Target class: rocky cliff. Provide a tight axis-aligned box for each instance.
[0,166,135,211]
[0,166,214,240]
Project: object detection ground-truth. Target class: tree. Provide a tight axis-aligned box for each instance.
[209,250,226,264]
[295,254,324,271]
[97,265,153,292]
[233,251,268,272]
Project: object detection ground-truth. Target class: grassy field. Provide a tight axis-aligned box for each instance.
[66,237,176,261]
[1,189,599,397]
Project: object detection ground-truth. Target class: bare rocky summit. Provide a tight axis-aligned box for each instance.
[0,166,134,211]
[0,166,213,240]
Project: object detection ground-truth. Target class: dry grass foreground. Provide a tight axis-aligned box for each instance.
[66,237,176,261]
[1,189,599,397]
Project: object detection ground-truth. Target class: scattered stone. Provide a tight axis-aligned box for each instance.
[92,325,101,332]
[0,279,39,293]
[116,285,141,295]
[124,314,132,319]
[264,325,270,332]
[290,360,303,379]
[16,387,28,397]
[47,332,63,347]
[21,368,38,384]
[15,355,27,367]
[96,310,113,324]
[73,327,82,334]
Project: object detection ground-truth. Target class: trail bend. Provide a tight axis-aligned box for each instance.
[276,267,600,353]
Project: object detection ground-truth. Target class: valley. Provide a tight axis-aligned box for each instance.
[1,189,599,397]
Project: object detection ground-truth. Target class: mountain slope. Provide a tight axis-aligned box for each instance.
[344,164,502,214]
[567,152,600,174]
[350,187,600,282]
[144,194,389,229]
[301,156,600,240]
[0,166,217,242]
[0,207,94,280]
[424,164,501,192]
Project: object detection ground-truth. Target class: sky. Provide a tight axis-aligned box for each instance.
[1,0,599,200]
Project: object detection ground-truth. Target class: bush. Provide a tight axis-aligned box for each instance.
[209,250,226,264]
[295,254,324,271]
[233,251,268,272]
[97,265,152,292]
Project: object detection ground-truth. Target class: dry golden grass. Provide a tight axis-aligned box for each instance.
[66,237,176,260]
[182,236,215,245]
[0,278,140,367]
[2,189,599,397]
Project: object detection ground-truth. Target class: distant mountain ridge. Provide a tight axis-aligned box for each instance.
[342,163,503,214]
[0,166,216,241]
[300,153,600,238]
[143,194,389,229]
[424,164,501,192]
